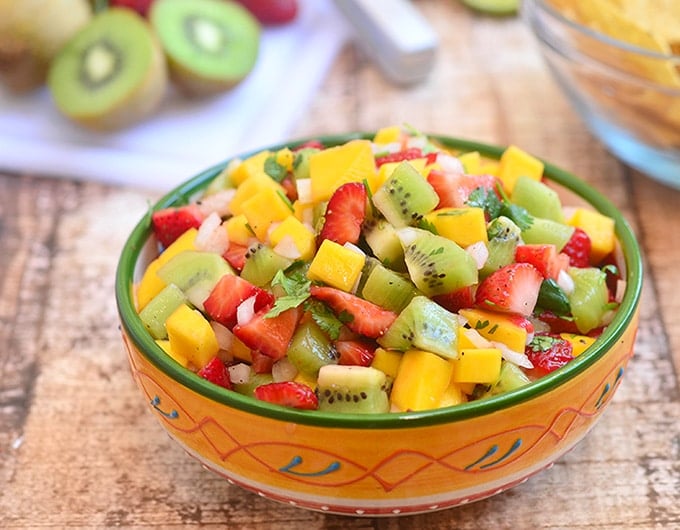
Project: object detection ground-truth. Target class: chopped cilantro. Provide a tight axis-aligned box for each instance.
[265,269,310,318]
[466,185,533,231]
[304,299,347,340]
[417,217,438,234]
[264,155,288,182]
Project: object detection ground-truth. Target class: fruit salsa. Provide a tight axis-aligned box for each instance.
[135,126,625,413]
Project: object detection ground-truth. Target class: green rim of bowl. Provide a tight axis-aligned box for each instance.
[115,133,643,429]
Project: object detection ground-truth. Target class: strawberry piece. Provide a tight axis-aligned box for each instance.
[151,205,204,248]
[433,286,475,313]
[515,244,569,281]
[525,333,574,378]
[233,306,302,360]
[197,357,232,389]
[203,274,274,329]
[234,0,298,25]
[562,227,592,268]
[475,263,543,316]
[223,243,250,271]
[109,0,154,16]
[250,349,275,374]
[318,182,367,246]
[374,147,436,167]
[254,381,318,410]
[427,170,499,209]
[293,139,324,151]
[309,286,398,338]
[335,339,376,367]
[534,309,580,334]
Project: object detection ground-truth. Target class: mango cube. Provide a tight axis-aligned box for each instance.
[567,207,616,263]
[225,214,254,246]
[240,187,292,241]
[229,173,285,216]
[229,150,272,186]
[166,304,219,369]
[425,207,488,247]
[458,151,481,174]
[136,227,197,310]
[459,307,528,352]
[451,348,502,384]
[439,380,468,407]
[498,145,544,193]
[307,239,366,292]
[155,339,189,368]
[269,215,316,260]
[560,333,596,357]
[309,139,376,202]
[370,347,403,379]
[373,125,403,144]
[391,349,454,411]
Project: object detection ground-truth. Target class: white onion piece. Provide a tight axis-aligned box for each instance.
[272,358,298,382]
[372,141,401,154]
[436,153,465,174]
[493,341,534,369]
[210,321,234,352]
[197,189,235,217]
[273,235,302,260]
[466,241,489,270]
[228,363,251,385]
[462,328,493,349]
[195,213,229,255]
[343,241,366,256]
[296,178,312,204]
[236,295,257,326]
[557,269,575,295]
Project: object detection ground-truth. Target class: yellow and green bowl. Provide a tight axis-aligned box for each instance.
[115,133,642,516]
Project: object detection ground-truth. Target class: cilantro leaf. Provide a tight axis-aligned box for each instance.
[304,299,346,341]
[265,269,310,318]
[264,155,288,183]
[466,185,533,231]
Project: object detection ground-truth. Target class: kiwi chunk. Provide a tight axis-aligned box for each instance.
[287,321,338,377]
[363,218,407,271]
[397,227,478,296]
[567,266,609,334]
[139,283,187,339]
[521,216,575,251]
[378,296,459,359]
[48,8,167,130]
[511,176,565,223]
[240,243,293,287]
[372,162,439,227]
[480,216,521,278]
[359,259,420,313]
[481,360,531,398]
[150,0,260,96]
[317,365,390,414]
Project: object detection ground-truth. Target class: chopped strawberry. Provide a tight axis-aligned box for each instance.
[223,243,249,271]
[475,262,543,316]
[335,339,376,367]
[318,182,367,246]
[250,349,275,374]
[203,274,274,329]
[562,228,591,267]
[254,381,318,410]
[293,139,324,151]
[109,0,154,16]
[151,205,204,248]
[198,357,233,389]
[309,286,398,338]
[515,244,569,281]
[534,309,580,334]
[427,170,499,209]
[375,147,436,167]
[524,333,574,378]
[234,0,298,25]
[433,285,476,313]
[281,174,298,202]
[233,306,302,360]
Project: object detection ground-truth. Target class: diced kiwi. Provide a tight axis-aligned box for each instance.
[372,162,439,227]
[240,243,293,287]
[568,267,609,334]
[521,216,574,251]
[139,283,187,339]
[150,0,260,97]
[317,365,390,414]
[378,296,459,359]
[359,259,420,313]
[363,218,407,271]
[233,371,274,397]
[156,250,233,309]
[481,360,531,398]
[511,176,565,223]
[287,320,338,376]
[292,147,320,180]
[397,227,478,296]
[480,216,521,278]
[47,8,167,130]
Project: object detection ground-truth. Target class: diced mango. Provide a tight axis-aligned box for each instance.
[373,125,402,145]
[370,347,403,379]
[567,207,616,263]
[274,148,295,172]
[165,304,219,369]
[457,326,479,351]
[458,151,481,174]
[497,145,544,193]
[229,150,272,187]
[459,308,528,352]
[307,240,366,292]
[294,370,317,390]
[240,187,292,241]
[439,380,468,407]
[225,214,254,246]
[390,350,454,411]
[425,207,488,247]
[155,339,189,368]
[269,215,316,260]
[309,139,376,203]
[451,348,502,384]
[292,199,315,225]
[560,333,596,357]
[136,228,198,310]
[229,173,285,216]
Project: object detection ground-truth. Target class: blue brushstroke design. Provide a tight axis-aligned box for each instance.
[464,444,499,471]
[151,396,179,419]
[279,455,341,477]
[596,366,625,409]
[480,438,522,469]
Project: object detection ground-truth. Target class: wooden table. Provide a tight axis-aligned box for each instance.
[2,1,679,528]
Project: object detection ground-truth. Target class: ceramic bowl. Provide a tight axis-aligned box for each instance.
[115,134,642,517]
[523,0,680,188]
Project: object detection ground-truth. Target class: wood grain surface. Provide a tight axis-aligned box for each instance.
[1,1,679,528]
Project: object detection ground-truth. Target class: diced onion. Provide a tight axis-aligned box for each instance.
[436,153,465,174]
[228,363,251,385]
[236,295,257,326]
[197,189,235,217]
[462,328,493,348]
[557,269,575,295]
[273,235,302,260]
[196,212,229,255]
[210,321,234,352]
[272,358,298,382]
[296,179,312,204]
[466,241,489,270]
[493,341,534,369]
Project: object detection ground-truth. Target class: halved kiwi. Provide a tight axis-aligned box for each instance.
[149,0,260,97]
[47,8,167,130]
